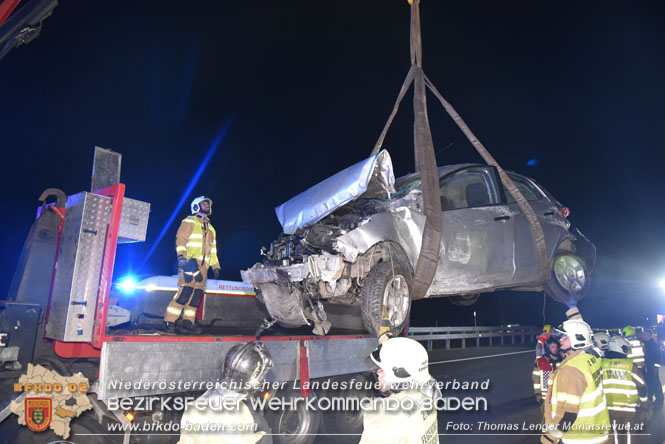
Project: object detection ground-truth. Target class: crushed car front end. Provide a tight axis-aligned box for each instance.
[241,150,425,334]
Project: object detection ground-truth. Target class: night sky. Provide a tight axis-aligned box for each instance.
[2,1,664,329]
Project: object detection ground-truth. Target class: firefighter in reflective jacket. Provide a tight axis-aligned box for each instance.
[164,196,220,333]
[541,313,610,444]
[622,326,645,370]
[360,337,440,444]
[534,335,564,408]
[601,335,647,444]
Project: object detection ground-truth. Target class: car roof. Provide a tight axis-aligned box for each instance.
[395,163,481,184]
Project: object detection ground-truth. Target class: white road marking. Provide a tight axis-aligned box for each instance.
[430,349,533,365]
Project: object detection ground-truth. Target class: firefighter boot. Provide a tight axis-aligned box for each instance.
[163,321,176,333]
[182,320,202,335]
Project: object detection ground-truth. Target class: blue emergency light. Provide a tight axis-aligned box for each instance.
[117,276,138,294]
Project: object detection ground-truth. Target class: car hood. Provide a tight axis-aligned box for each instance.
[275,150,395,234]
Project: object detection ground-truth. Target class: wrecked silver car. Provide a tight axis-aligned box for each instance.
[241,150,595,335]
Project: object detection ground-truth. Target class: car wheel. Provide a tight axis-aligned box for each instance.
[360,258,412,337]
[544,251,589,304]
[448,294,480,307]
[319,373,374,443]
[264,390,321,444]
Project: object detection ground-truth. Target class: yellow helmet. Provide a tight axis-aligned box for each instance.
[542,324,552,333]
[622,326,636,337]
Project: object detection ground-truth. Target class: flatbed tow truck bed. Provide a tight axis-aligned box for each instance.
[97,325,377,400]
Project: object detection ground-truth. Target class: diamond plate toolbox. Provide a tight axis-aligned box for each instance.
[45,192,111,342]
[118,198,150,243]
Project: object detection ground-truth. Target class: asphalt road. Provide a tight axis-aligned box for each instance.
[318,345,665,444]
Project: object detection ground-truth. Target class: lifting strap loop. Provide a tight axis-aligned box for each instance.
[410,64,442,299]
[370,0,551,294]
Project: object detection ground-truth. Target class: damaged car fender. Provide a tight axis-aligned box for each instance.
[333,206,426,273]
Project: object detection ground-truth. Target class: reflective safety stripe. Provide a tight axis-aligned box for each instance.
[182,218,195,224]
[632,374,645,385]
[580,385,603,403]
[556,393,581,405]
[534,384,542,389]
[189,233,203,239]
[608,406,636,412]
[184,309,197,315]
[603,379,637,386]
[167,306,182,315]
[186,242,203,248]
[176,246,187,252]
[576,399,607,418]
[604,388,638,396]
[609,402,637,407]
[546,425,564,438]
[210,248,217,254]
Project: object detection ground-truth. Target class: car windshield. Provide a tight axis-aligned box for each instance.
[393,173,422,198]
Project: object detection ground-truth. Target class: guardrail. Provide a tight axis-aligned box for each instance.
[408,326,540,351]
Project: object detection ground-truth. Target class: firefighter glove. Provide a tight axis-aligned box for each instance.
[183,259,199,273]
[177,257,188,270]
[213,267,221,279]
[565,293,579,309]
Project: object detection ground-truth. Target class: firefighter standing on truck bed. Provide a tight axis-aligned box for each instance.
[163,196,220,334]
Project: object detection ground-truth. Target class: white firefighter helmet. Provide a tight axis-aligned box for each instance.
[191,196,213,215]
[608,335,631,356]
[593,332,610,351]
[370,337,431,387]
[553,319,593,350]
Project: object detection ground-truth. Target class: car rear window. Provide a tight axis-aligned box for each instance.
[504,175,543,203]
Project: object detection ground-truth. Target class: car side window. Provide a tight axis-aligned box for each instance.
[439,167,500,210]
[504,175,543,203]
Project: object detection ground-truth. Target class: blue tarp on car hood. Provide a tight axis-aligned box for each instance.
[275,150,395,234]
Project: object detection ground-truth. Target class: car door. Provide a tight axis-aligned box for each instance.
[429,166,516,295]
[504,174,561,283]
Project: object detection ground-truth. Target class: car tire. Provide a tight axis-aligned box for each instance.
[360,257,412,337]
[448,294,480,307]
[264,390,321,444]
[544,251,590,304]
[319,373,374,443]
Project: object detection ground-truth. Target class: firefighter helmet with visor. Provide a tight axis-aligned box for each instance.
[552,319,593,350]
[220,342,273,393]
[191,196,213,215]
[370,337,431,388]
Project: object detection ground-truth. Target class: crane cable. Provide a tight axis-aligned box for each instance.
[371,1,550,300]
